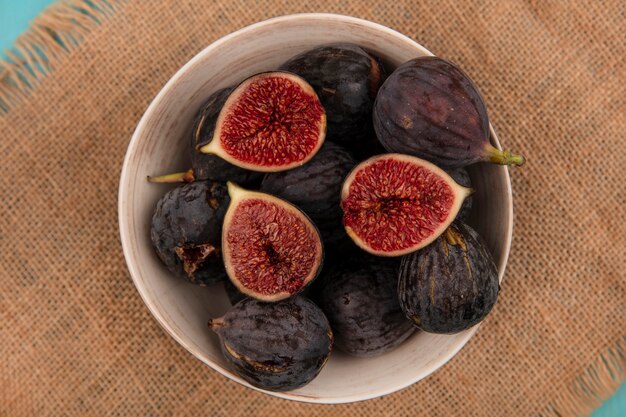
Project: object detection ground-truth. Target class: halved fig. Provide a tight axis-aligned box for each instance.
[222,182,323,301]
[341,154,471,257]
[198,72,327,172]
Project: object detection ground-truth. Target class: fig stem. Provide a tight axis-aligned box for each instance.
[485,145,525,166]
[208,317,225,330]
[147,169,195,183]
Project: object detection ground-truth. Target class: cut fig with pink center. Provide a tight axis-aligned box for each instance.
[222,182,323,301]
[199,72,326,172]
[341,154,471,257]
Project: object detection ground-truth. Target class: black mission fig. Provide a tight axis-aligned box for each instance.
[150,181,229,286]
[398,222,499,334]
[374,57,524,168]
[280,43,385,156]
[260,142,356,246]
[208,297,333,391]
[317,255,415,357]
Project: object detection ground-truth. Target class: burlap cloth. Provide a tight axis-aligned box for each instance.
[0,0,624,416]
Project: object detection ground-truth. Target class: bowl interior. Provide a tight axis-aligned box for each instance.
[119,14,512,403]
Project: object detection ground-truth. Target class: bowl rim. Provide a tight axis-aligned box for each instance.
[118,12,513,404]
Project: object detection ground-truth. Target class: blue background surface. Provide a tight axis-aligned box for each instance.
[0,0,52,50]
[0,1,623,415]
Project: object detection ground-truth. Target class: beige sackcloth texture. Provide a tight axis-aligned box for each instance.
[0,0,624,416]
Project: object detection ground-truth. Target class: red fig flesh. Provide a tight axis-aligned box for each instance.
[222,182,323,301]
[341,154,470,257]
[199,72,326,172]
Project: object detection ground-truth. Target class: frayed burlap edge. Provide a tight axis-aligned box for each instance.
[1,2,623,415]
[541,338,625,417]
[0,0,124,113]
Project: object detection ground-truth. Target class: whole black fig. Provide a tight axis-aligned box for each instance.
[280,44,385,153]
[150,181,229,286]
[209,297,333,391]
[398,222,499,334]
[317,255,415,357]
[260,142,355,245]
[374,57,524,168]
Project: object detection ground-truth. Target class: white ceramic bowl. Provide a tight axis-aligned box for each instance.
[119,13,513,403]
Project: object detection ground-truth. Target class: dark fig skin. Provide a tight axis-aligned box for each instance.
[223,278,315,305]
[398,222,499,334]
[374,57,524,168]
[280,44,385,153]
[150,181,229,286]
[317,256,415,357]
[260,142,356,246]
[190,87,263,186]
[224,279,247,305]
[209,297,333,391]
[354,133,388,160]
[446,167,473,221]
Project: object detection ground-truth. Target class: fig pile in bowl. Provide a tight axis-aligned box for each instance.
[147,44,524,392]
